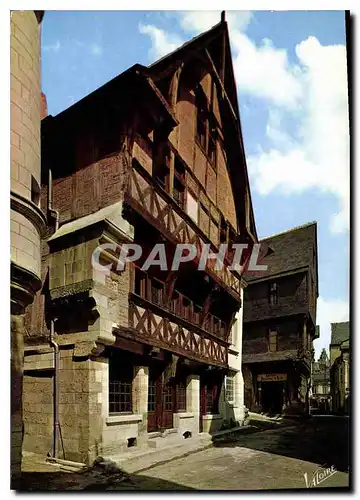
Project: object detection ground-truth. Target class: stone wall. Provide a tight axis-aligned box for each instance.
[11,10,42,277]
[10,11,44,482]
[23,370,53,456]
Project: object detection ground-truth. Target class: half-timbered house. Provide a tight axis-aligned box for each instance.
[242,222,318,416]
[22,13,257,463]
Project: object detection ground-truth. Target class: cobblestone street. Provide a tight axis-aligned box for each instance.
[18,415,350,491]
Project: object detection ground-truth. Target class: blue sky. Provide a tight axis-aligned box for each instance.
[41,11,350,357]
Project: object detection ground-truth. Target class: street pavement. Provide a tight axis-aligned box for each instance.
[133,416,350,490]
[17,415,350,491]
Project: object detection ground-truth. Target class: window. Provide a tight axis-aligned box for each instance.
[148,379,156,412]
[269,282,278,305]
[269,330,278,352]
[225,375,235,403]
[176,381,187,412]
[187,191,199,223]
[163,383,173,411]
[109,356,133,414]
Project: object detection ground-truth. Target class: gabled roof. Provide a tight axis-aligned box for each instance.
[245,221,318,283]
[331,321,350,345]
[43,13,257,240]
[147,17,239,118]
[147,15,257,241]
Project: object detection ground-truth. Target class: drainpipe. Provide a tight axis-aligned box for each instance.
[48,168,61,458]
[50,319,60,458]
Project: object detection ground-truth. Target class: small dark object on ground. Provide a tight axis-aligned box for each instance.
[183,431,192,439]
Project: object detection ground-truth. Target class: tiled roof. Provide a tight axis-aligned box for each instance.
[245,221,317,282]
[330,321,350,345]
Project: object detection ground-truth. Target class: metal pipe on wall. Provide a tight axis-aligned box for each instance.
[48,168,62,458]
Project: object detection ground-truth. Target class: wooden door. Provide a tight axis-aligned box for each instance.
[147,364,174,432]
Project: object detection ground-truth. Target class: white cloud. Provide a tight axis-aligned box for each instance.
[248,37,350,233]
[139,23,183,61]
[138,13,349,233]
[90,43,102,56]
[232,33,303,109]
[139,11,252,64]
[313,296,349,358]
[43,40,61,52]
[179,11,252,34]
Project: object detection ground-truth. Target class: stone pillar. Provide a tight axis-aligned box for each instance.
[11,314,25,482]
[133,366,149,445]
[186,375,200,434]
[233,370,245,422]
[10,10,45,485]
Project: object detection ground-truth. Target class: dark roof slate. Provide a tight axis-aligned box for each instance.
[245,222,317,282]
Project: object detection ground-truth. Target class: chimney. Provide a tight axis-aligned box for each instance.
[41,92,48,119]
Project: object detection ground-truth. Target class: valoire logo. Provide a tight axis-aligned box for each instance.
[304,465,337,488]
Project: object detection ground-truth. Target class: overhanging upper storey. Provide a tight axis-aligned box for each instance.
[145,14,258,244]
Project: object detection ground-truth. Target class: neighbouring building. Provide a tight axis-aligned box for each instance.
[22,14,258,464]
[330,322,350,415]
[310,347,331,414]
[242,222,319,416]
[10,10,45,482]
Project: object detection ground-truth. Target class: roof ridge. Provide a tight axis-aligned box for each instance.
[147,19,223,69]
[259,221,317,241]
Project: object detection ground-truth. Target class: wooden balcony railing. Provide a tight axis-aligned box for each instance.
[125,160,242,301]
[133,267,228,340]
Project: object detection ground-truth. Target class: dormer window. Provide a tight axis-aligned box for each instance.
[269,282,278,305]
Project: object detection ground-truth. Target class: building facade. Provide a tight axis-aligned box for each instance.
[330,322,350,415]
[10,10,45,481]
[242,223,318,416]
[310,348,331,414]
[22,16,257,464]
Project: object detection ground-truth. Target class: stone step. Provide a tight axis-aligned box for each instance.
[105,433,213,474]
[147,431,193,449]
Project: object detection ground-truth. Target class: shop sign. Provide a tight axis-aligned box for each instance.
[257,373,287,382]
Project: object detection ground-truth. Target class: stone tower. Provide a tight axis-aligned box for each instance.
[10,10,45,482]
